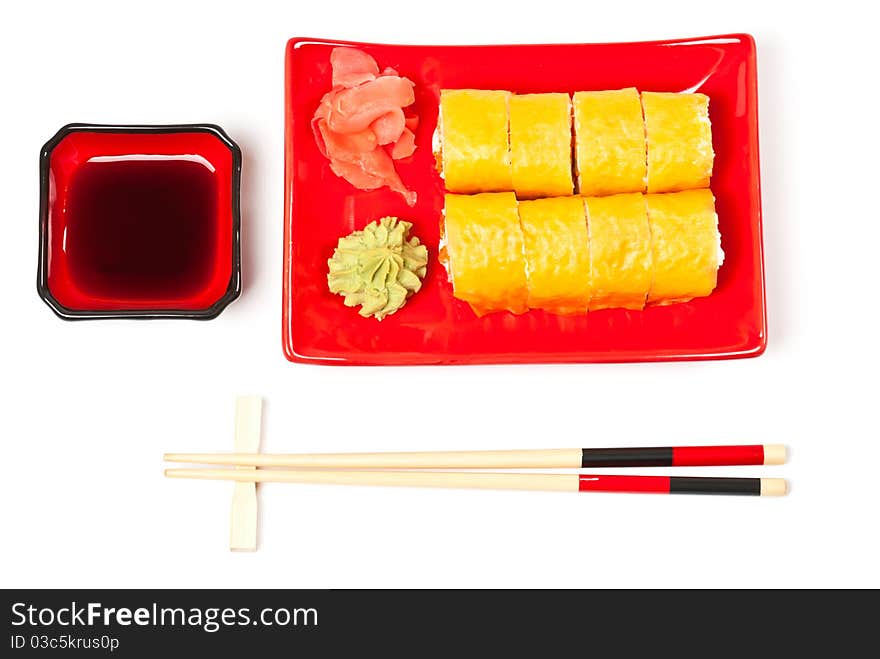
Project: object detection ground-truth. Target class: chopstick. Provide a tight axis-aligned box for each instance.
[164,468,787,496]
[164,444,786,470]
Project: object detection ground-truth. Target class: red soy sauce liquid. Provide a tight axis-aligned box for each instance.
[65,158,217,301]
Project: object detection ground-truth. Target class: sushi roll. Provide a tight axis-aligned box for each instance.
[437,90,513,193]
[509,93,574,199]
[443,192,528,316]
[645,189,723,305]
[642,91,714,193]
[573,88,647,196]
[585,193,653,311]
[518,196,591,314]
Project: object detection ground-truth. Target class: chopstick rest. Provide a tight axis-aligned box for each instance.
[229,396,262,552]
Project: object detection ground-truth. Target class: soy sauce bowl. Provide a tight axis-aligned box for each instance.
[37,124,242,320]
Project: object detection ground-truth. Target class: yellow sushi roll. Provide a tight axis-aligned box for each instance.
[645,189,722,305]
[438,90,512,193]
[518,196,591,314]
[509,93,574,199]
[573,88,647,197]
[585,193,653,311]
[642,91,714,193]
[443,192,528,316]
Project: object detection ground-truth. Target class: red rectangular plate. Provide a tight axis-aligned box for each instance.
[283,34,765,365]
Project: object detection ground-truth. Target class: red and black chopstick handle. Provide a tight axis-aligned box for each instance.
[580,445,783,468]
[577,475,786,496]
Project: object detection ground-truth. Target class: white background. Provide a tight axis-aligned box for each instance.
[1,0,878,589]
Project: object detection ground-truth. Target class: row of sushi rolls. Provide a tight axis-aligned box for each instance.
[319,47,722,320]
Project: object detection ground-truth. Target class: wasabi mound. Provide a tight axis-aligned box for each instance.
[327,217,428,320]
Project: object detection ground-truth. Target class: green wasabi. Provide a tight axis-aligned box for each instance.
[327,216,428,320]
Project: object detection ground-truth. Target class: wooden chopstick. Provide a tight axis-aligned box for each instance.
[165,468,787,496]
[164,444,786,470]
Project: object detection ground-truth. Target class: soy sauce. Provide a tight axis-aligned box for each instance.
[65,158,217,300]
